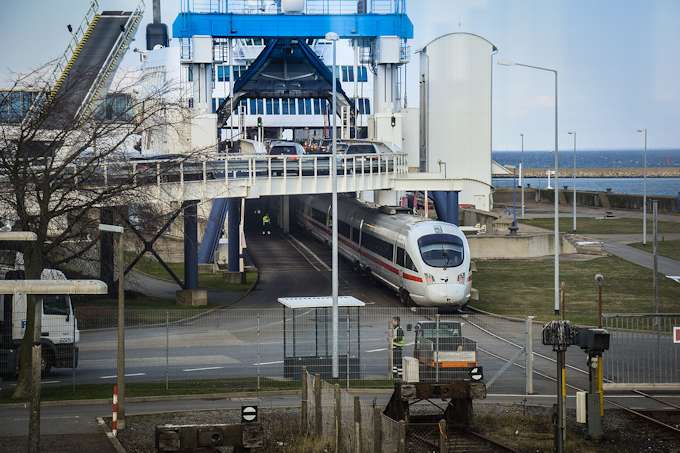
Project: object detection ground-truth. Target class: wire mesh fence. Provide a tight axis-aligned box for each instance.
[6,306,672,396]
[602,313,680,385]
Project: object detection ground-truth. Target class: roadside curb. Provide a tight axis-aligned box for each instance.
[98,416,127,453]
[0,387,395,409]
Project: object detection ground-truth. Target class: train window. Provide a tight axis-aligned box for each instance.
[338,221,351,238]
[404,252,418,272]
[352,227,361,244]
[396,247,405,266]
[417,234,464,268]
[311,208,327,225]
[362,232,393,261]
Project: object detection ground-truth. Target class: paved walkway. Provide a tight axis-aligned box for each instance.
[593,238,680,278]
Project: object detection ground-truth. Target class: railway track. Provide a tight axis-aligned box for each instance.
[406,422,518,453]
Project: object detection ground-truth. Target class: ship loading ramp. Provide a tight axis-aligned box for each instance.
[216,38,355,126]
[41,5,144,129]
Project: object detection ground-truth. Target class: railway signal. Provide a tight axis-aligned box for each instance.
[241,405,258,423]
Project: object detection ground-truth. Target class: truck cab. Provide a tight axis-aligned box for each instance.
[413,320,481,381]
[0,268,79,376]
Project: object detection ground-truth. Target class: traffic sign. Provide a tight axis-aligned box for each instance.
[674,327,680,344]
[469,367,483,381]
[241,405,258,423]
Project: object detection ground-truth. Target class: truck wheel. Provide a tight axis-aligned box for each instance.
[41,351,54,376]
[399,289,412,307]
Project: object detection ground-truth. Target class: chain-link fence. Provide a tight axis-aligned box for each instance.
[0,305,627,396]
[602,313,680,386]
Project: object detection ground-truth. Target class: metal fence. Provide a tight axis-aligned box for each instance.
[182,0,407,15]
[602,313,680,386]
[0,307,610,396]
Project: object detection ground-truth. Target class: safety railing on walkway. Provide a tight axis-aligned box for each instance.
[181,0,406,15]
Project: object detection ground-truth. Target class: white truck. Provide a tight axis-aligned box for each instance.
[0,268,80,376]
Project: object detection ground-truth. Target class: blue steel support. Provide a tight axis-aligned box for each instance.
[227,198,241,273]
[183,201,199,290]
[172,13,413,39]
[198,198,229,264]
[430,191,460,226]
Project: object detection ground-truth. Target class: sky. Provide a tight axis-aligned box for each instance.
[2,0,679,151]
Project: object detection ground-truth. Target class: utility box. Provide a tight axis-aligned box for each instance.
[402,357,420,383]
[574,328,610,354]
[576,391,587,423]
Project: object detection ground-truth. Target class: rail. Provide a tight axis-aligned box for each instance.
[180,0,407,15]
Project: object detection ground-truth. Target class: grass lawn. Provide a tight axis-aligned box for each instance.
[520,217,680,235]
[471,255,680,325]
[630,239,680,261]
[130,254,257,292]
[0,378,393,404]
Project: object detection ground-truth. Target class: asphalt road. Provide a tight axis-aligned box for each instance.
[2,226,675,398]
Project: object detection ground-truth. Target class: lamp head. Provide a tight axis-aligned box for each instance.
[325,32,339,42]
[568,131,575,135]
[497,58,515,66]
[594,273,605,286]
[637,128,645,133]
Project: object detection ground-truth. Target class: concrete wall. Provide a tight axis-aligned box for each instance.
[468,233,577,259]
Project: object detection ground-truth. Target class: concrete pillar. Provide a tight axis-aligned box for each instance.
[227,198,240,273]
[99,208,115,297]
[430,191,460,225]
[282,195,290,234]
[183,201,199,289]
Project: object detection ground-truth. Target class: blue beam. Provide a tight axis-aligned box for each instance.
[172,13,413,39]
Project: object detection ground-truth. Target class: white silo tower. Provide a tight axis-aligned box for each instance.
[419,33,497,212]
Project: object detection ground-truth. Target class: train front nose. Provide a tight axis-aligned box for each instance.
[425,283,467,305]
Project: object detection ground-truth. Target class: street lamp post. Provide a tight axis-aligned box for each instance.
[568,131,576,232]
[520,133,525,218]
[325,31,340,378]
[498,58,563,453]
[498,59,560,314]
[99,223,126,428]
[637,128,648,245]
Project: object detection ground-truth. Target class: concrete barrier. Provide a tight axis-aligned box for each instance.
[468,233,577,259]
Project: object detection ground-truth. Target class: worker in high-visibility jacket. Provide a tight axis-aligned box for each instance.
[262,213,271,236]
[392,316,405,379]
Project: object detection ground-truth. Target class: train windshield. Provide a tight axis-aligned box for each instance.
[417,234,464,268]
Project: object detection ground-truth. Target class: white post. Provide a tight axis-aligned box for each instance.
[638,128,648,245]
[526,315,534,395]
[327,31,340,378]
[520,133,525,218]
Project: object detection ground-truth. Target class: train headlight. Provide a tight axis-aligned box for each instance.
[424,273,435,284]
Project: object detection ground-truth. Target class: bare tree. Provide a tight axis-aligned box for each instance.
[0,62,200,399]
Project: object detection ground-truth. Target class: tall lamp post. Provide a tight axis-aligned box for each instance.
[325,31,340,378]
[498,58,564,453]
[498,59,560,315]
[637,128,647,245]
[568,131,576,232]
[520,133,525,218]
[99,223,126,428]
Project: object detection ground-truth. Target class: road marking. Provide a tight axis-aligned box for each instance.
[13,415,80,421]
[365,348,387,353]
[183,366,224,372]
[667,275,680,284]
[99,373,146,379]
[288,235,331,271]
[253,360,284,366]
[6,380,61,386]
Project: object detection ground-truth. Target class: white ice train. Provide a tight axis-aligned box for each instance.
[296,195,472,307]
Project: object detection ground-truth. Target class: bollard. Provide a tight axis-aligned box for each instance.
[112,384,119,437]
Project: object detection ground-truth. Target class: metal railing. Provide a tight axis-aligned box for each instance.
[181,0,407,15]
[94,152,409,192]
[602,313,680,385]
